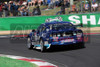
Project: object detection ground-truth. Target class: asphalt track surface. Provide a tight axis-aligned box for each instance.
[0,35,100,67]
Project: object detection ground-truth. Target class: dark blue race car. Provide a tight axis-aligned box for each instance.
[27,17,84,52]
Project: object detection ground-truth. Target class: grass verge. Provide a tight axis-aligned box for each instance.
[0,57,38,67]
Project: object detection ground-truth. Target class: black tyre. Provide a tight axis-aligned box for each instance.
[76,42,85,48]
[80,42,85,48]
[27,38,33,49]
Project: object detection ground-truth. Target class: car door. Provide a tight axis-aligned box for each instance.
[35,25,43,43]
[40,26,47,38]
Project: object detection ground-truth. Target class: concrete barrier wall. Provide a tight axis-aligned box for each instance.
[0,13,100,31]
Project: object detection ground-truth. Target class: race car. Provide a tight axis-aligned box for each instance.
[27,17,84,52]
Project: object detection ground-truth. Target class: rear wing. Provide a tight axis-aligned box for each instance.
[72,23,83,27]
[45,17,63,23]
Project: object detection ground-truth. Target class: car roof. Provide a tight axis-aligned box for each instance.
[42,21,72,26]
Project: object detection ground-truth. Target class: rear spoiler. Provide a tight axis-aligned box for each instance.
[73,23,83,27]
